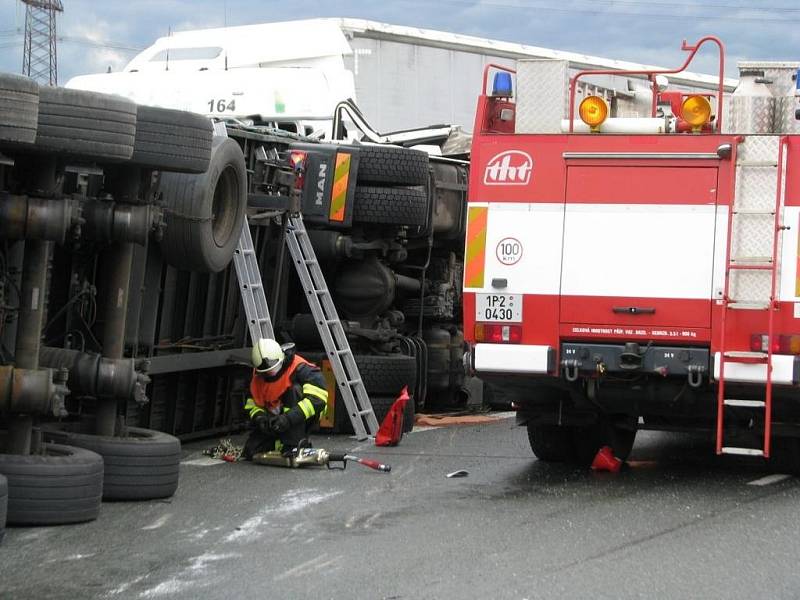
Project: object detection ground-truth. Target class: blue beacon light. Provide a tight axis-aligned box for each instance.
[492,71,513,97]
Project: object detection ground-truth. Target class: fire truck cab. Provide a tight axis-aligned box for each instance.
[464,37,800,467]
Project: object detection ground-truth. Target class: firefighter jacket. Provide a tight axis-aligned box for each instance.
[244,351,328,428]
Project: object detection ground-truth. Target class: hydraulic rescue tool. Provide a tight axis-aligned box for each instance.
[253,448,391,471]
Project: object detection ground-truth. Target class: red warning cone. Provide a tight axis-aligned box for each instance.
[591,445,622,472]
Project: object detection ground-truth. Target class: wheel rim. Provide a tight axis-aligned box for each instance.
[211,165,239,248]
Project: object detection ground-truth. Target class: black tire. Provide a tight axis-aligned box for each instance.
[131,105,213,173]
[352,185,428,227]
[0,73,38,146]
[41,424,180,500]
[159,136,247,272]
[0,474,7,544]
[305,353,417,396]
[572,423,637,466]
[527,424,575,462]
[304,353,417,434]
[0,443,103,525]
[352,144,429,186]
[35,87,137,161]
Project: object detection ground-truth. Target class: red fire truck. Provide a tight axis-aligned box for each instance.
[463,37,800,469]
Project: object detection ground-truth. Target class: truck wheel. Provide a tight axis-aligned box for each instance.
[770,438,800,475]
[41,424,180,500]
[34,87,137,161]
[0,73,38,146]
[0,474,7,544]
[159,136,247,272]
[336,394,415,434]
[352,185,428,227]
[527,424,575,462]
[0,442,103,525]
[304,352,417,433]
[572,423,636,466]
[352,145,429,186]
[131,105,213,174]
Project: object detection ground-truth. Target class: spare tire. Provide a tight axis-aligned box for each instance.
[159,136,247,272]
[0,73,38,146]
[35,87,136,161]
[0,442,103,525]
[352,144,429,186]
[352,185,428,227]
[41,424,181,501]
[131,105,213,174]
[0,473,7,544]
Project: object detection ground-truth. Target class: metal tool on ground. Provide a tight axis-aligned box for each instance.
[284,214,379,441]
[253,447,391,472]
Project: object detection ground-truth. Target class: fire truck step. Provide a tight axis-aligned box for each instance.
[724,351,769,360]
[724,399,766,408]
[721,447,765,457]
[728,301,770,310]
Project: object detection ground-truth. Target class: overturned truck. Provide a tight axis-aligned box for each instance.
[0,74,468,534]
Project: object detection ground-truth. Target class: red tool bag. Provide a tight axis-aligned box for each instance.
[375,386,410,447]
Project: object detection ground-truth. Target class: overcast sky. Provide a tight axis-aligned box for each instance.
[1,0,799,84]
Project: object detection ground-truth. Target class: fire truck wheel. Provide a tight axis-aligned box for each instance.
[34,86,137,161]
[158,136,247,273]
[770,437,800,475]
[0,442,103,526]
[0,73,38,146]
[130,105,213,174]
[352,185,428,227]
[0,474,7,544]
[527,424,575,462]
[351,144,429,186]
[572,423,636,466]
[41,424,181,501]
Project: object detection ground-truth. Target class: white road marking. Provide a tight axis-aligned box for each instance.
[181,457,223,467]
[142,514,171,530]
[747,474,791,486]
[273,554,343,581]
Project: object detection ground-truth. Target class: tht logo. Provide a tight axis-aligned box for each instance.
[483,150,533,186]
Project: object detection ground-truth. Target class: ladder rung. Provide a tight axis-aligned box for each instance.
[724,351,768,360]
[736,160,778,167]
[731,256,773,263]
[304,259,318,265]
[721,447,765,457]
[724,399,766,408]
[357,409,374,416]
[345,379,362,385]
[728,264,773,271]
[728,301,770,310]
[732,209,775,215]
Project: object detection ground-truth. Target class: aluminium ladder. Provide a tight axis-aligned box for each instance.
[233,215,379,441]
[284,215,379,441]
[233,216,275,343]
[716,137,788,458]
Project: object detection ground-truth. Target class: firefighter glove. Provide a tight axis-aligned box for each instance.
[253,414,270,433]
[269,414,291,433]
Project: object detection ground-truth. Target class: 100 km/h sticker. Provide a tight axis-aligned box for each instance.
[496,237,523,265]
[475,294,522,322]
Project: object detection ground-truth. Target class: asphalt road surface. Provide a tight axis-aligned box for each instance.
[1,416,799,599]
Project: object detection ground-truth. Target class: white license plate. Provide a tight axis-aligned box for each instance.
[475,294,522,322]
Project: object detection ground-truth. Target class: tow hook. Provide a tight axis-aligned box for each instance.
[619,342,643,370]
[562,359,581,382]
[687,364,705,388]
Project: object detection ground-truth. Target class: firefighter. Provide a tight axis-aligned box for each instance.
[243,338,328,460]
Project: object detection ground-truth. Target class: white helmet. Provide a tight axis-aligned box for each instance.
[251,338,285,375]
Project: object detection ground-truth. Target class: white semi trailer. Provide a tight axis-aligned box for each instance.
[67,18,735,136]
